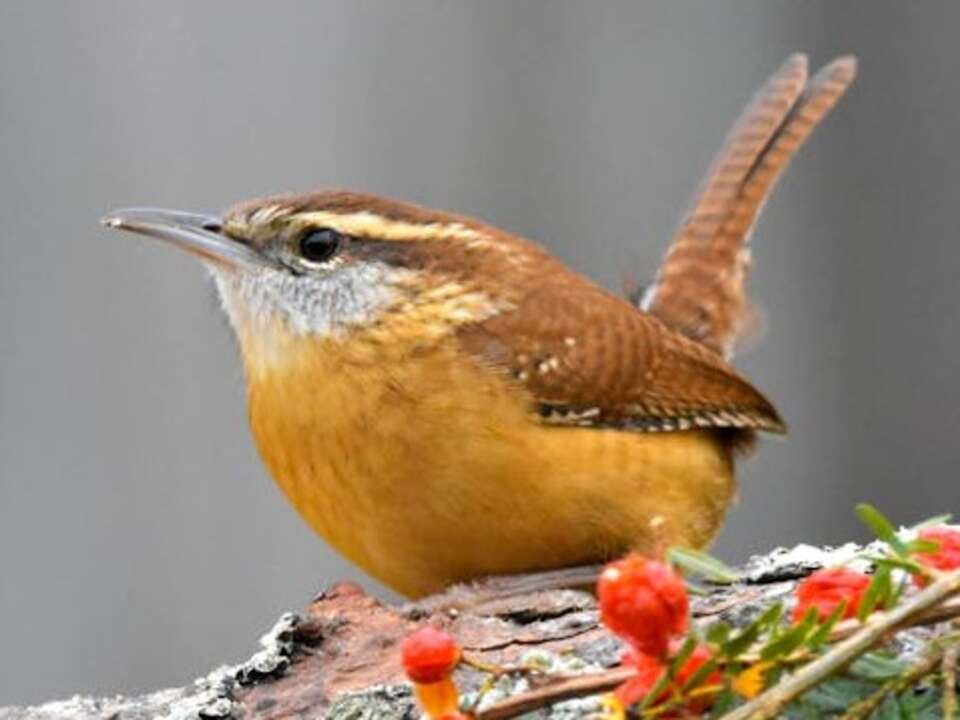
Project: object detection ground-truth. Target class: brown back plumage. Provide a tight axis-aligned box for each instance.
[456,245,786,434]
[642,55,857,358]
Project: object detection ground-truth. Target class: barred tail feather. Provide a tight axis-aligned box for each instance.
[642,55,857,359]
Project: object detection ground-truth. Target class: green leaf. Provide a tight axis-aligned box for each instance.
[719,602,784,658]
[889,571,908,608]
[756,600,785,630]
[782,700,828,719]
[684,579,710,596]
[637,663,671,711]
[847,651,904,681]
[680,656,718,693]
[858,564,893,621]
[709,688,741,716]
[721,624,761,659]
[905,538,942,554]
[667,547,739,584]
[633,637,698,713]
[760,608,818,660]
[722,620,762,659]
[765,664,786,688]
[706,621,732,646]
[805,600,847,650]
[856,503,909,555]
[874,694,906,720]
[668,635,698,677]
[802,676,878,713]
[899,687,945,720]
[869,555,927,575]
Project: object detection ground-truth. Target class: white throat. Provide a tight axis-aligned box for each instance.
[209,261,410,340]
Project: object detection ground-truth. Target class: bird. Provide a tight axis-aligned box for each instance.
[102,55,855,599]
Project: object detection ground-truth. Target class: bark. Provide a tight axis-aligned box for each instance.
[0,540,943,720]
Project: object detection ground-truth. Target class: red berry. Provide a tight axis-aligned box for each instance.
[913,527,960,586]
[614,650,664,707]
[615,645,720,714]
[401,626,461,684]
[597,555,689,656]
[792,567,871,622]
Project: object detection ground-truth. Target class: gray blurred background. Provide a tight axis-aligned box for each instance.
[2,0,959,706]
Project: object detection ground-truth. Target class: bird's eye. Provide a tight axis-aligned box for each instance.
[298,228,344,265]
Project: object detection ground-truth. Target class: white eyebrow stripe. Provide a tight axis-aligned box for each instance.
[249,204,289,225]
[294,210,488,242]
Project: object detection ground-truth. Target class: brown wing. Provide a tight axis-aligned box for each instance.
[458,267,785,434]
[643,55,857,358]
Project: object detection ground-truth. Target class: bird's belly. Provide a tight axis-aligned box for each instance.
[247,343,737,598]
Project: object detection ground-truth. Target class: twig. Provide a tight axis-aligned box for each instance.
[838,649,943,720]
[473,667,634,720]
[718,566,960,720]
[474,582,960,720]
[944,641,959,720]
[737,597,960,665]
[828,594,960,643]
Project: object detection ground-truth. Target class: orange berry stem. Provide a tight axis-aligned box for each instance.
[413,677,461,718]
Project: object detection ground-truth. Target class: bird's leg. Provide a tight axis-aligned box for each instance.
[404,564,604,617]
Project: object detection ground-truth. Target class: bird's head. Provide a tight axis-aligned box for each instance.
[103,190,549,370]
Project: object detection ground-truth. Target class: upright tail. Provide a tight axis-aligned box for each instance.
[641,54,857,359]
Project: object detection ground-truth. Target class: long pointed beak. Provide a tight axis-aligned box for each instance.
[100,207,266,271]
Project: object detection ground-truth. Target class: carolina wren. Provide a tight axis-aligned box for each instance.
[102,55,854,598]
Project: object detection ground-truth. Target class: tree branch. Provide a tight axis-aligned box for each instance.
[1,541,955,720]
